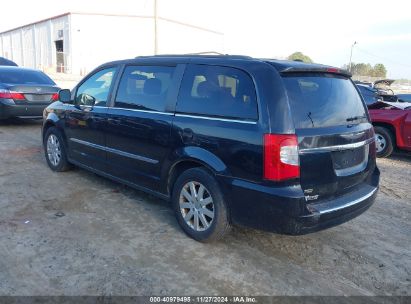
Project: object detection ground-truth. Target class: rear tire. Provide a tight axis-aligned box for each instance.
[374,126,394,158]
[43,127,72,171]
[171,167,231,242]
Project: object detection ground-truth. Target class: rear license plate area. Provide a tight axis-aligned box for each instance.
[332,145,369,176]
[25,94,51,102]
[332,147,365,169]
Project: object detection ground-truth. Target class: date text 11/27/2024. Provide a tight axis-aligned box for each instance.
[149,296,257,303]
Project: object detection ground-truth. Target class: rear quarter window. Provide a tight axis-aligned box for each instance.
[282,73,367,129]
[176,64,258,120]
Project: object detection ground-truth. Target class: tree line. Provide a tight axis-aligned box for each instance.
[342,63,387,78]
[287,52,387,78]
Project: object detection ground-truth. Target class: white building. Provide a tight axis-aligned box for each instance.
[0,12,224,75]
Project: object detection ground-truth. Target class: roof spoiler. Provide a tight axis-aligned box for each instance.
[280,67,352,78]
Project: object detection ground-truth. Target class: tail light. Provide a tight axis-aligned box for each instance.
[51,93,59,101]
[263,134,300,181]
[10,92,25,100]
[0,89,25,100]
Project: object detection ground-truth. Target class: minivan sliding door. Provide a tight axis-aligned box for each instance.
[105,64,182,192]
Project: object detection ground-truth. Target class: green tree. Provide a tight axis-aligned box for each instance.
[373,63,387,77]
[349,63,373,76]
[342,62,387,78]
[287,52,313,63]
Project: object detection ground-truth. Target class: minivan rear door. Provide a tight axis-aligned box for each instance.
[281,72,376,200]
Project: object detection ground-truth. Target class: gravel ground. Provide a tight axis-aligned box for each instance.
[0,119,410,296]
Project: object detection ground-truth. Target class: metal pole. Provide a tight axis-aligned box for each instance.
[349,41,357,72]
[154,0,158,55]
[20,28,24,67]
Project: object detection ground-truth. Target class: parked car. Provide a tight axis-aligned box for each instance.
[356,83,383,105]
[0,56,17,66]
[368,101,411,157]
[397,93,411,103]
[0,66,59,119]
[373,79,399,102]
[42,55,379,242]
[355,79,398,104]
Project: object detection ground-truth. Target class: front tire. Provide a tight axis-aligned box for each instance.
[172,167,231,242]
[44,127,72,171]
[374,126,394,158]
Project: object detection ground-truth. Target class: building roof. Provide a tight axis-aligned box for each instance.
[0,12,223,36]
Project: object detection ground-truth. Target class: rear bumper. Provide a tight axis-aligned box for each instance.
[222,166,380,234]
[0,100,48,119]
[286,184,378,234]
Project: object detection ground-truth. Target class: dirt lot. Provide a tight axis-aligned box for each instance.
[0,119,410,296]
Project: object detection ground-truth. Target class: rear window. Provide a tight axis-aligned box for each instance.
[0,69,55,85]
[282,73,367,129]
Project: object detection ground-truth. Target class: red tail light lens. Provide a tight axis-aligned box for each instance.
[263,134,300,181]
[0,89,25,100]
[0,89,12,99]
[326,68,339,73]
[51,93,59,101]
[10,92,25,100]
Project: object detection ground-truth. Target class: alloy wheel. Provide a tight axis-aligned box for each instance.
[179,181,215,231]
[375,133,386,153]
[47,134,61,166]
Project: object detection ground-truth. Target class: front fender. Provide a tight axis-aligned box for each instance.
[44,111,60,124]
[42,112,60,137]
[42,110,68,145]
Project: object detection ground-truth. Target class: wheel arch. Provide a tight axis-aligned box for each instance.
[42,114,69,153]
[165,146,229,197]
[167,158,218,198]
[372,122,396,146]
[42,120,56,138]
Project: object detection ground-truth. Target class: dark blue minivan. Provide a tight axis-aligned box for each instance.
[42,55,379,242]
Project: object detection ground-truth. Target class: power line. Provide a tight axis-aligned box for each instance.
[355,47,411,69]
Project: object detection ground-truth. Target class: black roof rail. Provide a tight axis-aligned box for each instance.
[135,53,253,60]
[186,51,224,55]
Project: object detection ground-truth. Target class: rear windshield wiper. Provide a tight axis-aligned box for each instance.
[346,115,367,122]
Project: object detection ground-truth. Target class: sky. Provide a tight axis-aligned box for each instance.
[1,0,411,78]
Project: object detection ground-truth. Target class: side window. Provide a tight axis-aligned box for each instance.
[115,65,175,112]
[75,67,117,107]
[176,64,258,120]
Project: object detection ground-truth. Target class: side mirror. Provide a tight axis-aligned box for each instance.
[58,89,72,103]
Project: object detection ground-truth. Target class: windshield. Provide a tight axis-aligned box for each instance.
[0,69,55,85]
[282,73,367,129]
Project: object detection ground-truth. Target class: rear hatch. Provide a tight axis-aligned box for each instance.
[281,71,376,201]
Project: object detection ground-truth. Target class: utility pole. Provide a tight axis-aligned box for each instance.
[349,41,357,73]
[154,0,158,55]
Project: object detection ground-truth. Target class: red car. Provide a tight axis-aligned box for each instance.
[368,101,411,157]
